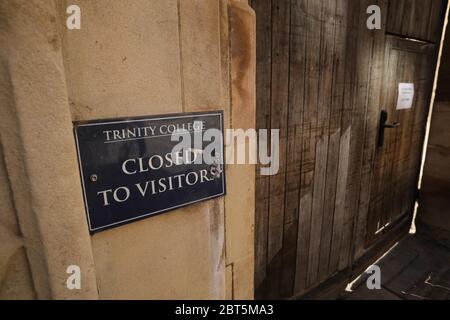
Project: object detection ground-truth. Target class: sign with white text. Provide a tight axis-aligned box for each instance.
[396,83,415,110]
[74,111,225,233]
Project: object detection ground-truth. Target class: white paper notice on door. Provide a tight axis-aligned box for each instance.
[396,83,415,110]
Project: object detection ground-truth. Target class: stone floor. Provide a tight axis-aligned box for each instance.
[343,234,450,300]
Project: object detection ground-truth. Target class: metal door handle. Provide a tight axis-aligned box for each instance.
[384,122,400,129]
[378,110,400,147]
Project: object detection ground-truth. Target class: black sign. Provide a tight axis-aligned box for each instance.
[74,111,226,233]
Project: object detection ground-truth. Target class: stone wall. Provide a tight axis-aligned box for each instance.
[0,0,255,300]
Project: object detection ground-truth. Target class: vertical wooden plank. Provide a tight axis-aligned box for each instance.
[328,128,350,272]
[321,0,349,278]
[381,47,401,228]
[353,0,387,257]
[390,44,417,223]
[317,136,339,282]
[294,0,321,294]
[266,0,290,298]
[279,0,307,299]
[416,0,433,40]
[339,0,373,269]
[400,0,414,37]
[253,0,272,299]
[306,135,328,286]
[387,0,445,43]
[313,0,341,284]
[330,0,358,273]
[302,0,338,288]
[278,223,297,298]
[308,0,338,287]
[387,0,404,35]
[428,0,446,42]
[380,47,407,228]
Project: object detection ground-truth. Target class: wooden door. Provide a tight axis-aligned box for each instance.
[366,37,436,245]
[252,0,447,300]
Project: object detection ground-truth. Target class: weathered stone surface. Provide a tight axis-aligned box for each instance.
[0,0,98,299]
[0,0,255,300]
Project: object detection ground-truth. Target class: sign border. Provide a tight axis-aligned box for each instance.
[73,110,226,233]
